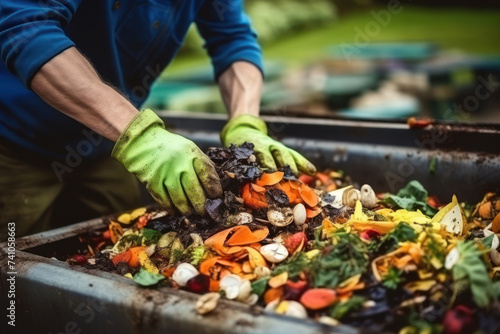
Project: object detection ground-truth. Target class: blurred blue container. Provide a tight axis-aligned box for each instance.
[328,42,439,61]
[165,60,287,85]
[339,97,419,120]
[322,73,379,109]
[142,81,204,110]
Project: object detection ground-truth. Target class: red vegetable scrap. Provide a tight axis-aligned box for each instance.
[283,280,309,301]
[407,117,434,129]
[284,232,307,255]
[111,249,132,266]
[300,288,337,310]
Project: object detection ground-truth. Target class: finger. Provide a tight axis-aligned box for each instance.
[181,170,207,216]
[254,147,277,171]
[194,156,223,199]
[147,184,176,216]
[270,145,299,176]
[165,175,193,216]
[289,149,316,175]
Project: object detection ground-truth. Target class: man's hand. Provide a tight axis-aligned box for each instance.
[221,114,316,176]
[112,109,223,216]
[217,62,316,176]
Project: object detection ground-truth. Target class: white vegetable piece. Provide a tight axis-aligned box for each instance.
[265,300,307,319]
[260,243,289,263]
[432,195,465,236]
[293,203,307,226]
[219,274,243,300]
[172,263,199,287]
[196,293,220,315]
[445,247,460,270]
[360,184,377,208]
[322,186,353,208]
[236,279,252,302]
[343,188,361,208]
[254,266,271,278]
[492,235,499,250]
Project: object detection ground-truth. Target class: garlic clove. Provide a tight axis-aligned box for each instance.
[360,184,377,208]
[196,292,220,315]
[293,203,307,226]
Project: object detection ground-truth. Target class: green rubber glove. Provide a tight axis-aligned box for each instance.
[112,109,222,216]
[221,114,316,176]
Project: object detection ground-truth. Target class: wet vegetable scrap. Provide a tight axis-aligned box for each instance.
[69,144,500,334]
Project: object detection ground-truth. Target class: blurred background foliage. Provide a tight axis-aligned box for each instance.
[146,0,500,123]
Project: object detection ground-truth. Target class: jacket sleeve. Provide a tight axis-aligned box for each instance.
[0,0,81,86]
[195,0,263,81]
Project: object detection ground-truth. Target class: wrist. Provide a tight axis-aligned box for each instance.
[112,109,165,162]
[107,92,139,141]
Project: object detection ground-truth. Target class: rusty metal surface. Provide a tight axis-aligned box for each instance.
[1,230,359,334]
[15,217,106,251]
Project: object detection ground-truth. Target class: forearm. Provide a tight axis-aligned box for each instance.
[30,47,138,142]
[218,61,263,119]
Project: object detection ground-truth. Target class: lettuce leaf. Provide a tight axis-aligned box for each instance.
[382,180,438,216]
[133,268,165,287]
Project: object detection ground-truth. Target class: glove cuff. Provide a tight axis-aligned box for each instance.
[111,109,165,162]
[220,114,268,144]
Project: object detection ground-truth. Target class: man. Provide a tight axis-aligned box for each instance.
[0,0,316,239]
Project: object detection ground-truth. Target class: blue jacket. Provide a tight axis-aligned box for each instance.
[0,0,262,159]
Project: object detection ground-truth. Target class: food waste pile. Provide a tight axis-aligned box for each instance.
[68,143,500,334]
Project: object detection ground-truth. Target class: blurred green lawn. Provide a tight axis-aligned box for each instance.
[165,6,500,75]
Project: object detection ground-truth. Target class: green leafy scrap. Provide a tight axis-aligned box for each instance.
[142,228,162,246]
[330,295,366,320]
[382,267,404,290]
[133,268,165,287]
[428,157,437,174]
[425,230,447,264]
[452,241,495,308]
[170,248,186,264]
[313,227,329,249]
[481,234,495,248]
[190,246,208,266]
[273,252,309,279]
[251,277,270,297]
[114,233,143,251]
[382,180,438,217]
[309,230,368,288]
[369,222,417,254]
